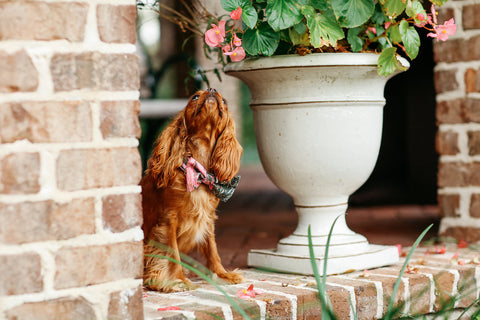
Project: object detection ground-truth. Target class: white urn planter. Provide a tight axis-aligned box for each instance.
[225,53,409,275]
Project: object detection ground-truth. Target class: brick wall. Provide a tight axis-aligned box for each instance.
[435,1,480,242]
[0,1,144,319]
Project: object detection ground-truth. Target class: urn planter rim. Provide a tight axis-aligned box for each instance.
[224,52,409,73]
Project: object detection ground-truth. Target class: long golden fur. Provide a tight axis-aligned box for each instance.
[141,88,243,292]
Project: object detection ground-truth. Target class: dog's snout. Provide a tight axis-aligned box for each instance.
[207,88,217,93]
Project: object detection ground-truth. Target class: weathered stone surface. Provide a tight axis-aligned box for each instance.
[100,100,141,139]
[438,193,460,217]
[0,50,38,93]
[0,101,92,143]
[438,162,480,187]
[54,241,143,289]
[51,52,139,92]
[0,253,43,295]
[463,3,480,30]
[434,69,458,93]
[0,199,95,244]
[5,297,95,320]
[97,5,137,44]
[0,153,40,194]
[436,130,459,155]
[0,1,88,41]
[56,147,141,191]
[102,193,142,233]
[108,285,144,320]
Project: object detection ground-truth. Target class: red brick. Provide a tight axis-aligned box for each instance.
[464,98,480,122]
[468,131,480,155]
[438,193,460,217]
[5,297,95,320]
[0,50,38,93]
[97,5,137,44]
[102,193,142,233]
[434,36,480,63]
[465,68,480,93]
[56,147,141,191]
[463,4,480,30]
[436,99,464,124]
[50,52,139,92]
[470,194,480,218]
[434,69,458,93]
[0,253,43,295]
[0,152,40,194]
[108,285,144,320]
[441,227,480,243]
[436,130,459,155]
[438,162,480,187]
[0,198,95,244]
[54,241,143,289]
[0,1,88,41]
[0,101,92,143]
[100,100,141,139]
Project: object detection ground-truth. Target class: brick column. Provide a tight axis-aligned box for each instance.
[435,1,480,242]
[0,1,144,319]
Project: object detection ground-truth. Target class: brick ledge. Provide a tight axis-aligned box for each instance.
[144,244,480,320]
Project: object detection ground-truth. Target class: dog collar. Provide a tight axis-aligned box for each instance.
[179,156,240,202]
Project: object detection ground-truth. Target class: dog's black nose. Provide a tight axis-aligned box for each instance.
[207,88,217,93]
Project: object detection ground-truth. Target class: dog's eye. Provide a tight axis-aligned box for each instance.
[222,99,227,105]
[191,94,200,101]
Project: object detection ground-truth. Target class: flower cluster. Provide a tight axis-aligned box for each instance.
[205,7,246,62]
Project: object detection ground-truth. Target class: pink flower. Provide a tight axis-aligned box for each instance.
[230,7,242,20]
[384,21,392,29]
[222,44,231,53]
[235,284,263,300]
[224,46,246,62]
[205,21,226,47]
[366,27,377,35]
[233,33,242,47]
[427,18,457,41]
[415,13,428,27]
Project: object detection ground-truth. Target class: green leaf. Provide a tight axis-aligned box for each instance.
[293,22,307,34]
[221,0,250,12]
[331,0,375,28]
[266,0,304,31]
[242,4,258,28]
[430,0,448,5]
[347,27,363,52]
[289,27,311,46]
[309,0,330,10]
[388,24,402,43]
[378,47,402,76]
[380,0,407,18]
[406,0,427,25]
[399,20,420,59]
[302,5,345,47]
[243,22,280,56]
[371,3,386,25]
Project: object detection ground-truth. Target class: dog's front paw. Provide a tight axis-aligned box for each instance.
[145,278,197,293]
[217,269,243,284]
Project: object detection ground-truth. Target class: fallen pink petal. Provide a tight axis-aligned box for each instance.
[235,284,263,300]
[457,239,468,248]
[158,306,181,311]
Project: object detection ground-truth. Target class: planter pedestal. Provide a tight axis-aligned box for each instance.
[225,53,408,275]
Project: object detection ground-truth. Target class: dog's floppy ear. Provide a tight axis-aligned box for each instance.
[210,118,243,182]
[147,110,187,189]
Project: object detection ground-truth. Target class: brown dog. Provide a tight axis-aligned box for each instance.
[141,88,243,292]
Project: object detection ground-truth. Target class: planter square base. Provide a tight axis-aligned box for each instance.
[248,244,399,275]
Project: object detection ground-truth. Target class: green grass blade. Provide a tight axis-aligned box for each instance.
[383,223,434,320]
[145,253,252,320]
